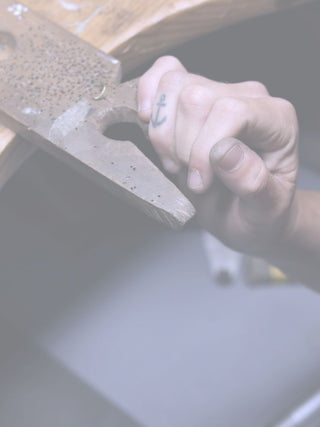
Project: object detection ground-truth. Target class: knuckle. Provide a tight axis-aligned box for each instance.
[160,70,186,88]
[243,80,268,95]
[274,97,297,119]
[214,96,249,116]
[273,97,299,135]
[139,56,184,89]
[154,55,183,70]
[179,84,212,108]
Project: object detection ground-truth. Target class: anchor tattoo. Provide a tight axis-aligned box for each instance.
[151,94,167,128]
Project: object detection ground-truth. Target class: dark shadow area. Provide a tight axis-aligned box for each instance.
[105,122,160,168]
[0,147,164,334]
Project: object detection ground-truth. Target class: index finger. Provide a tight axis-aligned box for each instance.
[138,56,187,121]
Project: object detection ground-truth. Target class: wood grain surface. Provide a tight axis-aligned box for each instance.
[23,0,313,71]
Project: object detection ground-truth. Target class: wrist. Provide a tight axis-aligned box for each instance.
[261,189,320,288]
[260,190,301,262]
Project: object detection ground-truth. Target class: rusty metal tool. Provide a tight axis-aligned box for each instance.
[0,1,195,229]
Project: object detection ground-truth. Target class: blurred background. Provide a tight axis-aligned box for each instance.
[2,2,320,426]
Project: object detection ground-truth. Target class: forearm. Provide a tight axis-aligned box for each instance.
[265,190,320,290]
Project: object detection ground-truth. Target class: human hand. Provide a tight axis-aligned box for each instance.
[138,56,299,256]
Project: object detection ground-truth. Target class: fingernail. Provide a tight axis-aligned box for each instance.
[218,145,244,172]
[162,158,180,174]
[188,168,204,192]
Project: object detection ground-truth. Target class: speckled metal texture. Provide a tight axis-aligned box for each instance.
[0,1,121,133]
[0,1,195,228]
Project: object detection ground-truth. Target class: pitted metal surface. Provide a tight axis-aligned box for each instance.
[0,1,195,229]
[0,0,120,135]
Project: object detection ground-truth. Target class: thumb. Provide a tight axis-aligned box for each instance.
[210,137,281,218]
